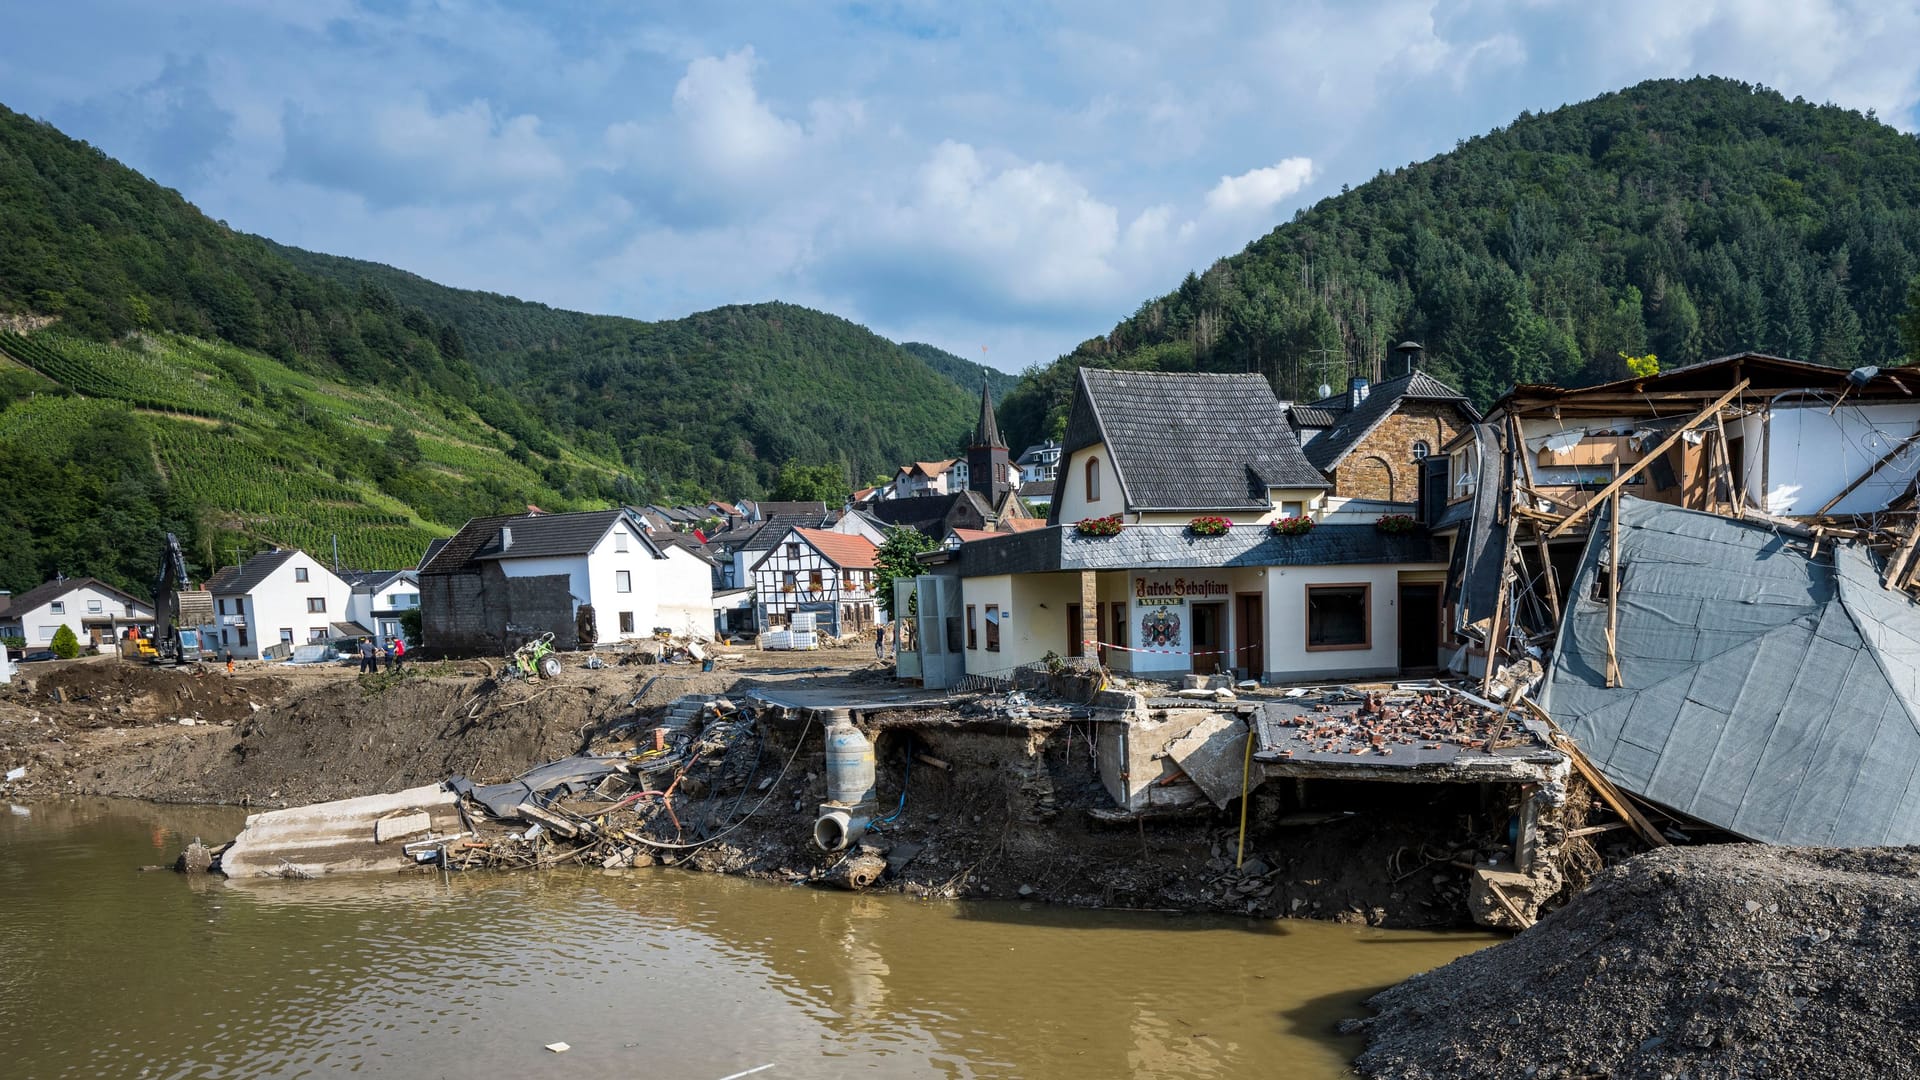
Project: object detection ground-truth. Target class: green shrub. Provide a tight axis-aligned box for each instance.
[50,624,81,659]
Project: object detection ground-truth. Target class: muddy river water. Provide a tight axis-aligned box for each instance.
[1,798,1495,1078]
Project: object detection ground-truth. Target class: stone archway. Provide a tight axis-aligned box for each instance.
[1350,455,1396,501]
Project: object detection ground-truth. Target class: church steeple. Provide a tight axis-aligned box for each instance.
[971,382,1006,449]
[967,382,1010,504]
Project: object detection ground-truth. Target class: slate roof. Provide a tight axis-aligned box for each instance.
[1292,370,1478,472]
[422,510,658,575]
[865,492,989,539]
[1058,369,1328,518]
[653,532,719,566]
[1,577,151,615]
[971,383,1006,448]
[751,500,830,521]
[1018,479,1055,499]
[952,523,1443,577]
[1542,496,1920,846]
[209,550,301,595]
[339,570,413,591]
[418,538,450,571]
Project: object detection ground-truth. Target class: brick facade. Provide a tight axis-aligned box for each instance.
[1327,401,1468,502]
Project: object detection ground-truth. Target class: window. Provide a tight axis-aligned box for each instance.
[1411,441,1431,460]
[295,567,309,582]
[309,628,328,643]
[49,601,64,615]
[967,604,978,649]
[1450,445,1478,501]
[237,627,248,647]
[38,625,59,641]
[279,628,293,645]
[1306,584,1370,651]
[393,592,419,609]
[615,530,629,552]
[616,570,632,593]
[1281,500,1305,519]
[985,605,1001,652]
[307,597,326,613]
[809,569,824,592]
[786,542,800,559]
[618,611,635,634]
[783,570,797,592]
[87,599,103,614]
[1085,456,1101,501]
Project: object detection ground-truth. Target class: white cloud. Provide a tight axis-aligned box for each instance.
[279,96,565,206]
[1204,157,1315,215]
[671,46,804,177]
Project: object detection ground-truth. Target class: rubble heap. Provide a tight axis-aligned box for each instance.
[1267,690,1532,758]
[1349,845,1920,1080]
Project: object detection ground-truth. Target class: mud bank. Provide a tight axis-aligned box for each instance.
[6,657,1568,927]
[1349,845,1920,1079]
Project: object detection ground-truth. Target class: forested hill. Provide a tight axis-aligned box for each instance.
[0,103,983,595]
[998,77,1920,447]
[898,342,1019,402]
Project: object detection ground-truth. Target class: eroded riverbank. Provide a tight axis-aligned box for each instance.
[0,797,1498,1079]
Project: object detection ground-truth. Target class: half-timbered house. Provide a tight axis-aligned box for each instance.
[747,526,881,635]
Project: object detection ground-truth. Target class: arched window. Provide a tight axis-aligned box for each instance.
[1086,456,1101,502]
[1411,441,1431,459]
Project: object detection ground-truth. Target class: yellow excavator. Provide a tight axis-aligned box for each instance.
[143,532,204,665]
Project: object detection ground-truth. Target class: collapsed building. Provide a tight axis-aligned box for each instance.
[1429,352,1920,845]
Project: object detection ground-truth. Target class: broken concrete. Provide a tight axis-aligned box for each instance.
[220,784,462,878]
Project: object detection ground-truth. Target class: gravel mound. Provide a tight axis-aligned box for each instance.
[1350,845,1920,1079]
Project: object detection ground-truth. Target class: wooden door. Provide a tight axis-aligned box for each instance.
[1397,583,1441,671]
[1234,593,1263,679]
[1066,603,1083,657]
[1191,602,1225,674]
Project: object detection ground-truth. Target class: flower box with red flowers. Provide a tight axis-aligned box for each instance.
[1074,514,1125,537]
[1269,516,1316,537]
[1375,513,1419,535]
[1187,515,1232,537]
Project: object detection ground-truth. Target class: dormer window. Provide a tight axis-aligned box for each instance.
[1086,456,1101,502]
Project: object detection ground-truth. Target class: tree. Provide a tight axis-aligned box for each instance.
[1898,275,1920,365]
[50,624,81,659]
[771,460,848,505]
[873,526,936,618]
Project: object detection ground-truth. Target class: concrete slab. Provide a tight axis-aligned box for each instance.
[1166,716,1254,809]
[1250,691,1565,785]
[746,685,959,713]
[221,784,462,878]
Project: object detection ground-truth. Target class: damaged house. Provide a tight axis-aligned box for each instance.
[1430,352,1920,846]
[421,509,713,652]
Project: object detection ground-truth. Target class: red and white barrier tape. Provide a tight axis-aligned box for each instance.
[1081,639,1258,657]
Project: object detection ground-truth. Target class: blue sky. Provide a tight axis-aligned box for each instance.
[4,2,1919,372]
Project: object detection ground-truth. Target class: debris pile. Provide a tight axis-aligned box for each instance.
[1264,689,1534,759]
[1350,845,1920,1079]
[381,695,781,874]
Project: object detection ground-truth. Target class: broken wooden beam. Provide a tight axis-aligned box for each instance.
[1547,379,1753,538]
[1813,427,1920,516]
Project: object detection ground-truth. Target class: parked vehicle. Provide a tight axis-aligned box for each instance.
[21,650,58,663]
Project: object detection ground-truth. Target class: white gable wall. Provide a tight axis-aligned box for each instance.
[10,584,154,649]
[218,554,352,659]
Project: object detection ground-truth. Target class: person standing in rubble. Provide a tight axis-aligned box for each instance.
[359,637,377,674]
[874,625,886,660]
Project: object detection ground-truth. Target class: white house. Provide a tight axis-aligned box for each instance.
[203,550,354,659]
[747,526,881,635]
[0,577,154,653]
[341,570,421,647]
[420,509,715,652]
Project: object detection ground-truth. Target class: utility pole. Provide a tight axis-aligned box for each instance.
[332,534,340,572]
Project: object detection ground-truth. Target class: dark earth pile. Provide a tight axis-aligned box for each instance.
[1349,845,1920,1079]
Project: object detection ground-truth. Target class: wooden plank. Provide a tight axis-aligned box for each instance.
[1547,380,1752,538]
[1518,698,1668,848]
[1481,438,1521,697]
[1605,493,1622,688]
[1512,415,1562,628]
[1812,427,1920,516]
[1883,519,1920,591]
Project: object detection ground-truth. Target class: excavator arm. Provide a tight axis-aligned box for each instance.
[149,533,199,663]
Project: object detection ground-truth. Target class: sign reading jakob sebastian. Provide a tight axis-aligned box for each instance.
[1134,576,1227,649]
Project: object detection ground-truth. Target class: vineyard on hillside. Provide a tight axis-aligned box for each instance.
[150,421,444,571]
[0,331,235,419]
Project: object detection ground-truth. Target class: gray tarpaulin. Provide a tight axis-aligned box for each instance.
[457,755,627,818]
[1450,423,1511,631]
[1541,496,1920,846]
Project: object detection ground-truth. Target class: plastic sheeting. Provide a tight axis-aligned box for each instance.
[1542,496,1920,846]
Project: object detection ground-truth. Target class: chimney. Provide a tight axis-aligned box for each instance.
[499,526,513,551]
[1394,340,1424,377]
[1349,377,1371,407]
